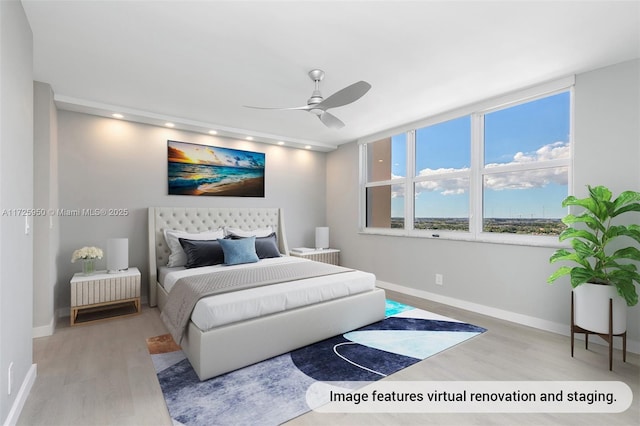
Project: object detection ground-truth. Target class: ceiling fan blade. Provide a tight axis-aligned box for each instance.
[244,104,311,111]
[315,81,371,110]
[319,111,345,129]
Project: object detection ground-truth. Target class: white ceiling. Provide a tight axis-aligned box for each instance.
[22,1,640,151]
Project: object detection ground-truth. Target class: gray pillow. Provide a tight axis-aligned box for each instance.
[178,238,225,269]
[229,232,281,259]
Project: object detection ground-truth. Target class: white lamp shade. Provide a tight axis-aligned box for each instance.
[107,238,129,272]
[315,227,329,250]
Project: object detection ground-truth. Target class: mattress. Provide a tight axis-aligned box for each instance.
[161,256,376,332]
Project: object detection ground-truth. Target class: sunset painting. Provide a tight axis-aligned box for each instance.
[168,140,265,197]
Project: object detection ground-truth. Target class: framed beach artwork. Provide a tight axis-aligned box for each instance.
[168,140,265,197]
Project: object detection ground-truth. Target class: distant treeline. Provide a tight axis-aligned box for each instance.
[388,217,566,235]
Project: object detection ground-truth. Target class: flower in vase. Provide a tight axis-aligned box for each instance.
[71,246,103,263]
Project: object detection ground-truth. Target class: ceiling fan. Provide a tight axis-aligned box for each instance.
[244,69,371,129]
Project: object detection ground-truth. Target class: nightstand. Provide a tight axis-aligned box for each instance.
[290,248,340,265]
[70,267,141,325]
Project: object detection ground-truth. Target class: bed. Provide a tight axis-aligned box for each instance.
[148,207,386,381]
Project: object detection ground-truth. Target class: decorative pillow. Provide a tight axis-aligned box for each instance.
[178,238,225,269]
[164,228,224,267]
[218,236,259,265]
[225,226,273,238]
[229,232,281,259]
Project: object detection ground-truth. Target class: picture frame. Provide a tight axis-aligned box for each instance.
[168,140,265,197]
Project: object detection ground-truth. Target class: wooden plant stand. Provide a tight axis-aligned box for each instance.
[571,291,627,371]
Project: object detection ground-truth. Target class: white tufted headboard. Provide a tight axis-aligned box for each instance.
[148,207,289,306]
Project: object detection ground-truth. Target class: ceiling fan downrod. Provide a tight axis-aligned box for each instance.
[307,69,325,109]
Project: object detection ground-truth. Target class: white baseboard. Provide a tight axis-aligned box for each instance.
[32,317,55,338]
[3,364,37,426]
[377,280,640,354]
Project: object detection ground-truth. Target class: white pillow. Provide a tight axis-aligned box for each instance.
[163,228,224,267]
[225,226,273,238]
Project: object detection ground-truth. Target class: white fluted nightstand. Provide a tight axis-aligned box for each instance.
[290,248,340,265]
[70,267,141,325]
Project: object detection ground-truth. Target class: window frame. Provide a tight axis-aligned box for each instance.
[412,116,472,236]
[360,133,409,234]
[359,77,574,247]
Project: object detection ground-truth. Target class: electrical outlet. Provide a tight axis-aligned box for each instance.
[435,274,443,286]
[8,362,13,395]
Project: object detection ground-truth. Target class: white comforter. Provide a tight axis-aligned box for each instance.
[161,256,376,331]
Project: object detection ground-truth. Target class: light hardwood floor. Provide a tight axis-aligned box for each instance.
[18,290,639,426]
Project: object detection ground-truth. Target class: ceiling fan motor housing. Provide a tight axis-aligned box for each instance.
[307,69,326,113]
[308,91,324,115]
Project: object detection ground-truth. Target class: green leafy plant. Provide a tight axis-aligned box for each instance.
[548,185,640,306]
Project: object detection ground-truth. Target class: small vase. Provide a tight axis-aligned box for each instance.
[82,259,95,276]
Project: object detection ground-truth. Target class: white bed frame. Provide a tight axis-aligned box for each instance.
[148,207,386,380]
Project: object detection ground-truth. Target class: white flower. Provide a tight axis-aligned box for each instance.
[71,246,103,262]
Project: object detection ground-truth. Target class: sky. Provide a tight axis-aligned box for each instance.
[387,91,570,219]
[168,140,265,169]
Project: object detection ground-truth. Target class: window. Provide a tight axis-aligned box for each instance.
[482,92,570,235]
[414,116,471,231]
[364,134,406,229]
[360,79,573,244]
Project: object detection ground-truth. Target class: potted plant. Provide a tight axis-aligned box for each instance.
[548,185,640,337]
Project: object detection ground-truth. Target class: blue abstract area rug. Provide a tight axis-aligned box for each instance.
[147,300,486,426]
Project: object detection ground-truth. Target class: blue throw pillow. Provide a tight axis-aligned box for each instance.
[218,236,259,265]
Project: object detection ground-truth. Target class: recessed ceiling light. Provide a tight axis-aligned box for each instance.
[305,145,312,150]
[209,130,218,135]
[112,113,124,119]
[277,141,285,146]
[246,136,254,140]
[165,122,175,128]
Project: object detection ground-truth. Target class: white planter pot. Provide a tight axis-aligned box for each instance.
[573,283,627,335]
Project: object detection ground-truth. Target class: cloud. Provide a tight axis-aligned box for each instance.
[412,141,569,195]
[167,146,192,163]
[206,148,222,165]
[484,166,568,191]
[484,141,569,191]
[414,176,469,197]
[417,167,469,177]
[486,141,570,167]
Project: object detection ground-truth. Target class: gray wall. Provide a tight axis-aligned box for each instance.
[33,81,59,336]
[0,0,34,423]
[54,111,327,313]
[327,59,640,348]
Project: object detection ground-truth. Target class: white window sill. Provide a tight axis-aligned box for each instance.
[358,228,567,248]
